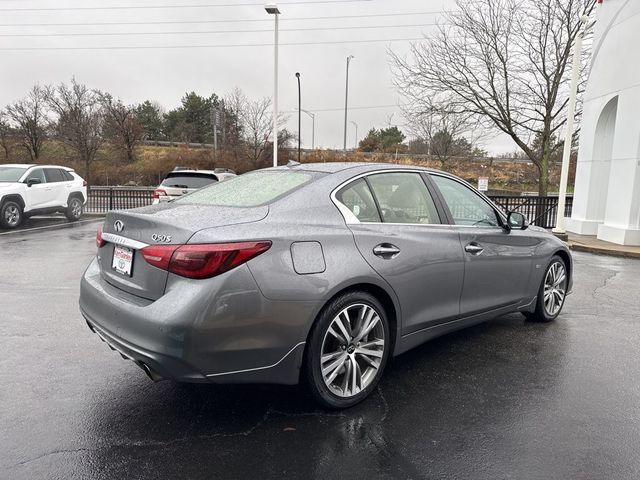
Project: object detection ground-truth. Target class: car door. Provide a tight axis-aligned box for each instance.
[23,168,52,210]
[429,173,540,316]
[44,168,71,207]
[335,171,464,335]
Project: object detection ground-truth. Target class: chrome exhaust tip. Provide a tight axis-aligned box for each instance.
[137,362,164,382]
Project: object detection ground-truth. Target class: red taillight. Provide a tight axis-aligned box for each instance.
[96,225,105,248]
[83,180,88,187]
[140,241,271,279]
[153,189,167,200]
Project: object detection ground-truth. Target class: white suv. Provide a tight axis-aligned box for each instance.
[153,168,236,204]
[0,164,88,229]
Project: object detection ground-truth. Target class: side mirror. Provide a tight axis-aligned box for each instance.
[26,177,41,187]
[507,211,529,230]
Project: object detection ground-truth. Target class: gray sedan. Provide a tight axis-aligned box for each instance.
[80,162,572,408]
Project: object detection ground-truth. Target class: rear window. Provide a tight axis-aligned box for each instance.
[161,172,219,189]
[175,170,314,207]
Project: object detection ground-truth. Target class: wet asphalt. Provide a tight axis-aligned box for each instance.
[1,220,640,480]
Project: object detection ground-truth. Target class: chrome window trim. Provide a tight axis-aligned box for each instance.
[330,168,453,227]
[102,232,149,250]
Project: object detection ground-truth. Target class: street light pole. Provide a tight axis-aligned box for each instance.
[265,3,281,167]
[343,55,354,151]
[553,15,589,239]
[301,109,315,150]
[295,72,301,162]
[350,120,358,149]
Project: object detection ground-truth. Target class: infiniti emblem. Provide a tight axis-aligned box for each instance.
[114,220,124,233]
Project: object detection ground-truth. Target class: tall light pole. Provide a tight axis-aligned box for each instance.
[350,120,358,149]
[553,15,590,239]
[265,3,280,167]
[343,55,354,151]
[301,109,315,150]
[295,72,301,162]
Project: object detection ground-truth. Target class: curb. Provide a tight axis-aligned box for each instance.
[567,241,640,259]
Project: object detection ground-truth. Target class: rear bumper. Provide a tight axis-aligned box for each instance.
[79,257,315,385]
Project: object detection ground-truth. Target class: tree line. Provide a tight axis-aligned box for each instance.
[0,80,290,184]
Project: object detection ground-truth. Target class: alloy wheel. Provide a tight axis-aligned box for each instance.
[72,200,82,218]
[320,303,385,398]
[4,205,19,226]
[543,261,567,317]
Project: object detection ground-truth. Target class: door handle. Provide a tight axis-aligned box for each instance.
[464,243,484,255]
[373,244,401,257]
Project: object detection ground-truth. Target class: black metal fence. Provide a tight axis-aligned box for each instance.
[86,187,573,229]
[85,187,155,214]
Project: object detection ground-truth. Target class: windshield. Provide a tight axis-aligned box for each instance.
[0,167,28,183]
[161,172,218,189]
[175,170,315,207]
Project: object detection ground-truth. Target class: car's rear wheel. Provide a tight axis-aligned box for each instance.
[525,255,568,323]
[66,197,83,221]
[0,201,23,229]
[304,291,390,408]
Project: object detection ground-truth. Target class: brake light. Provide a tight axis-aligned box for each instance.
[96,225,105,248]
[83,180,88,187]
[140,241,271,279]
[153,189,167,200]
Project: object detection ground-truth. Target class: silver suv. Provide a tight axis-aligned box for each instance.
[0,164,87,229]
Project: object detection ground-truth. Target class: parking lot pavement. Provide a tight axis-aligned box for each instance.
[2,221,640,480]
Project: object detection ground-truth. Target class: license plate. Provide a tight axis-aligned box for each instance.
[112,245,134,276]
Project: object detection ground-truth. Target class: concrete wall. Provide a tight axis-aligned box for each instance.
[567,0,640,245]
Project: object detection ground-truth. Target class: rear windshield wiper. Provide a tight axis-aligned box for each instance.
[168,184,190,188]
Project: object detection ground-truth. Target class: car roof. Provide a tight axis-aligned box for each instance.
[274,162,437,175]
[0,164,74,171]
[165,170,219,175]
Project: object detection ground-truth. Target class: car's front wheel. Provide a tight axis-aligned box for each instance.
[66,197,83,221]
[526,255,568,322]
[0,200,23,229]
[304,291,390,408]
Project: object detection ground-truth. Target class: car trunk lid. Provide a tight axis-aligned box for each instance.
[99,203,268,300]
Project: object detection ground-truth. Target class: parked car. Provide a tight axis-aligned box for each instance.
[0,163,87,229]
[80,163,572,408]
[152,167,236,204]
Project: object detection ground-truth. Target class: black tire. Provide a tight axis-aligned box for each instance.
[525,255,568,323]
[0,200,23,229]
[65,197,83,221]
[304,290,391,409]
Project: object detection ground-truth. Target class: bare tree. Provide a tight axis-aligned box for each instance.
[242,96,274,167]
[223,87,248,161]
[46,79,105,185]
[391,0,596,195]
[0,113,13,160]
[99,93,143,163]
[5,85,48,161]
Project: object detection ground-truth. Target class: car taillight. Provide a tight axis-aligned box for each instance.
[140,241,271,279]
[153,189,167,200]
[83,180,88,187]
[96,225,105,248]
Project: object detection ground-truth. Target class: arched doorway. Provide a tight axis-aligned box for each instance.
[588,95,618,223]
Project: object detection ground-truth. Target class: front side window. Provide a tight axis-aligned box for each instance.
[26,168,46,184]
[335,178,381,223]
[431,174,501,227]
[367,172,440,224]
[175,170,315,207]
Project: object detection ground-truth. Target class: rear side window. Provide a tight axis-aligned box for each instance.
[176,170,314,207]
[44,168,66,183]
[336,179,381,222]
[367,173,440,224]
[61,170,74,181]
[161,172,218,189]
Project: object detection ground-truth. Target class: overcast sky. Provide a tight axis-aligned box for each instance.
[0,0,515,153]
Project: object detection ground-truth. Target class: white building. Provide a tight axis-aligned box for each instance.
[566,0,640,245]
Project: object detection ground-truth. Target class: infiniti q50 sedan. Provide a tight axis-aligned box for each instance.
[80,162,572,408]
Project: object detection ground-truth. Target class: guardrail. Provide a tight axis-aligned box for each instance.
[86,187,573,229]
